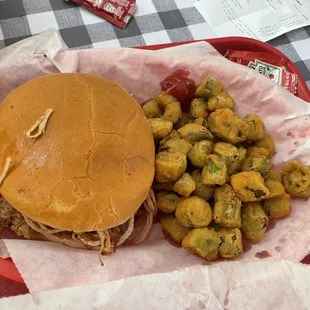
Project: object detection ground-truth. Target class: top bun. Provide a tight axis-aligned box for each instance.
[0,73,155,232]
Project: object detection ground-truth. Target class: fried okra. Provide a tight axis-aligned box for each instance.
[155,92,182,124]
[163,102,182,124]
[282,161,310,198]
[193,117,208,128]
[207,90,235,111]
[160,214,191,243]
[237,146,247,170]
[188,140,214,168]
[263,193,291,219]
[254,134,275,158]
[208,108,249,144]
[173,173,196,197]
[213,185,242,228]
[243,114,265,141]
[190,98,209,119]
[265,180,285,198]
[156,192,181,213]
[175,196,213,228]
[241,202,269,243]
[155,151,187,183]
[202,154,228,186]
[142,99,162,119]
[241,154,271,176]
[218,228,243,258]
[191,170,216,201]
[144,74,301,262]
[246,146,270,158]
[177,123,214,144]
[174,113,194,130]
[182,228,221,261]
[231,171,270,202]
[264,169,283,183]
[214,142,239,175]
[195,77,224,100]
[155,91,178,107]
[148,118,173,139]
[158,132,192,155]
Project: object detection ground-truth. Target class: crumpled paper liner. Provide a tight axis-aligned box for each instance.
[0,29,309,295]
[0,260,310,310]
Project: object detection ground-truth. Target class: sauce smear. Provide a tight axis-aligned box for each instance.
[255,250,271,259]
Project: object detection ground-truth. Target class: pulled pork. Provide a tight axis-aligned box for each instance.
[0,190,157,263]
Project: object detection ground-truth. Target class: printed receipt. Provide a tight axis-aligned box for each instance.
[195,0,310,42]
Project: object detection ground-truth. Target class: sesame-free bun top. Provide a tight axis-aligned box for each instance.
[0,73,155,232]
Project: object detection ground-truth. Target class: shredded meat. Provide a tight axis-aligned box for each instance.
[117,215,135,246]
[127,189,157,245]
[0,197,20,232]
[0,190,157,262]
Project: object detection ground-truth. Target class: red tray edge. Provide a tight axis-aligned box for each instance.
[1,36,310,285]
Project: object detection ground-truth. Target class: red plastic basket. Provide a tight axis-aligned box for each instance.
[1,36,309,290]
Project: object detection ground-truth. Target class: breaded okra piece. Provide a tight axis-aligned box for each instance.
[148,118,173,139]
[214,142,239,175]
[208,108,249,144]
[156,191,181,214]
[158,131,192,155]
[263,193,291,219]
[243,114,265,141]
[253,134,275,158]
[190,98,209,119]
[177,123,214,144]
[188,140,214,168]
[213,184,242,228]
[265,179,285,198]
[231,171,270,202]
[173,173,196,197]
[191,170,216,201]
[182,227,221,261]
[160,214,191,243]
[175,196,213,228]
[202,154,228,186]
[241,154,271,176]
[241,202,269,243]
[264,169,283,183]
[282,160,310,198]
[155,151,187,183]
[218,228,243,258]
[195,77,224,100]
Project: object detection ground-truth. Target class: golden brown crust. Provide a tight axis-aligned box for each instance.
[0,73,155,232]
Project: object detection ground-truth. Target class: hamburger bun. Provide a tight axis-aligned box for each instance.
[0,73,155,232]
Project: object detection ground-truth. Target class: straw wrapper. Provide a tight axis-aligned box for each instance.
[0,29,310,299]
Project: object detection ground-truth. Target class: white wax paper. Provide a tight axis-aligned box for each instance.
[1,260,310,310]
[0,29,310,296]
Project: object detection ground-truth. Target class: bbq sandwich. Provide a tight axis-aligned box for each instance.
[0,73,156,262]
